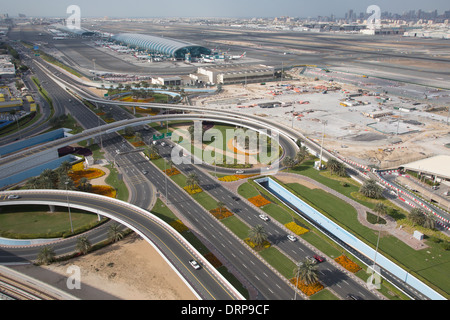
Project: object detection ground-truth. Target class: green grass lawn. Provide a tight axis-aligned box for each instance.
[276,178,450,298]
[259,246,297,279]
[221,216,250,240]
[237,182,260,199]
[104,164,129,202]
[0,205,100,239]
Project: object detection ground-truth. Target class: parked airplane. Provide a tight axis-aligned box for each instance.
[228,52,246,60]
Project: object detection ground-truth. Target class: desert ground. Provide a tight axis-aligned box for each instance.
[37,233,198,300]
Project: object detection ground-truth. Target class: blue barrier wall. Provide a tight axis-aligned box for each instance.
[0,128,65,157]
[0,155,77,189]
[255,177,445,300]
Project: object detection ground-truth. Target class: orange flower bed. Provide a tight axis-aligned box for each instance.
[210,207,234,220]
[131,141,145,147]
[164,168,181,176]
[290,278,324,296]
[204,252,223,268]
[69,168,105,184]
[334,255,362,273]
[91,185,116,198]
[235,174,258,180]
[248,195,271,207]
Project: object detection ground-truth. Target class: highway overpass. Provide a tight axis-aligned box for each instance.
[0,189,245,301]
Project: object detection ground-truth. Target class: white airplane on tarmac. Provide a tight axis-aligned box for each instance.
[228,52,246,60]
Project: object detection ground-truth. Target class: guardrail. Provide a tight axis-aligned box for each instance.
[375,170,450,230]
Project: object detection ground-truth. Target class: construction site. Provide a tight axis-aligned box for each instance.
[192,67,450,170]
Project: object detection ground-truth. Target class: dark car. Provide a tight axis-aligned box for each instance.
[346,294,362,300]
[314,255,324,263]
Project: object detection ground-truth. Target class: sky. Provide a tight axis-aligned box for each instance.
[2,0,449,18]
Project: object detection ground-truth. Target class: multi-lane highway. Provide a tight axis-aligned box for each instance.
[2,38,438,301]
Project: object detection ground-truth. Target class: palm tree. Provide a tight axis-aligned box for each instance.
[77,177,92,192]
[25,177,41,189]
[373,202,387,217]
[108,223,124,243]
[295,146,308,163]
[248,225,268,248]
[423,212,437,230]
[217,201,226,214]
[147,144,159,158]
[360,179,383,199]
[40,169,58,189]
[293,259,319,286]
[134,131,142,142]
[409,208,425,227]
[186,173,200,189]
[76,236,92,255]
[282,156,296,169]
[60,161,72,175]
[36,246,56,265]
[327,159,341,174]
[59,175,75,191]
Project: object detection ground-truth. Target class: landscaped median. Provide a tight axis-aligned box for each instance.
[290,278,324,297]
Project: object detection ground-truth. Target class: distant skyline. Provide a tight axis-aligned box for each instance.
[1,0,449,18]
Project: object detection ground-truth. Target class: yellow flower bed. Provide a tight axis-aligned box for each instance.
[290,278,324,296]
[334,255,362,273]
[248,195,271,207]
[91,185,116,198]
[184,185,203,195]
[218,174,259,182]
[244,238,271,250]
[218,175,240,182]
[169,220,189,233]
[285,222,309,235]
[69,168,105,184]
[71,162,85,172]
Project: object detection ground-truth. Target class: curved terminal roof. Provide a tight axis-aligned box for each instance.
[112,33,211,59]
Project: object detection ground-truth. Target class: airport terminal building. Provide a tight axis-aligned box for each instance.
[111,33,211,60]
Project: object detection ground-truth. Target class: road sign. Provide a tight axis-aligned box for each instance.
[153,132,172,140]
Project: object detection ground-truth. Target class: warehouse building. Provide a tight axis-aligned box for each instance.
[194,64,275,85]
[400,155,450,183]
[111,33,211,60]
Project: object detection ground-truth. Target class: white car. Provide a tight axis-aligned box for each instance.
[287,235,297,242]
[189,260,201,270]
[259,214,269,221]
[7,195,20,199]
[235,170,244,174]
[306,256,317,264]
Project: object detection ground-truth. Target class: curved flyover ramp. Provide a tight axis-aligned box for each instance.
[0,190,244,301]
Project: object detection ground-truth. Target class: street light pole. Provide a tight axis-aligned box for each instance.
[318,120,327,170]
[294,261,301,300]
[65,181,74,234]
